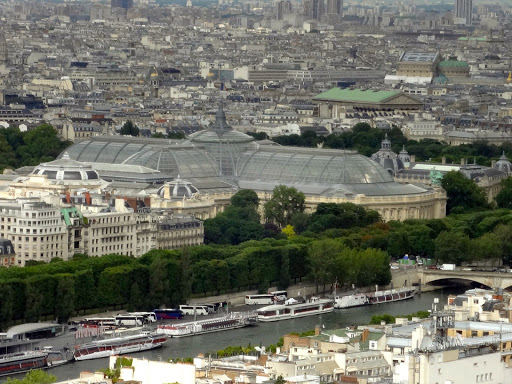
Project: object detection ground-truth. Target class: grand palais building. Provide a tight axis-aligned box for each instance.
[57,108,447,221]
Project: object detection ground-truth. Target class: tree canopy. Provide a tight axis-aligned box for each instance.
[264,185,305,229]
[0,124,71,172]
[441,171,489,214]
[259,126,512,166]
[495,177,512,209]
[6,370,56,384]
[120,120,139,136]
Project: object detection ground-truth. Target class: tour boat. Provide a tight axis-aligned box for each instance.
[369,286,416,304]
[257,297,334,322]
[73,331,167,361]
[156,312,256,337]
[0,351,48,376]
[334,293,370,309]
[334,287,416,309]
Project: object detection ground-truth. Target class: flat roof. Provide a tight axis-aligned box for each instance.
[313,88,401,103]
[400,52,439,63]
[6,323,63,339]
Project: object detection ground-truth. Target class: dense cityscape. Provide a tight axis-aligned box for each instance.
[2,0,512,383]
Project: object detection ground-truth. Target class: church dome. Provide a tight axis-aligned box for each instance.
[370,134,404,176]
[495,152,512,174]
[32,152,101,181]
[157,177,199,199]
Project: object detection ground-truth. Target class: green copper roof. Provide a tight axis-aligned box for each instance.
[438,60,469,67]
[61,207,84,226]
[458,36,487,41]
[313,88,401,103]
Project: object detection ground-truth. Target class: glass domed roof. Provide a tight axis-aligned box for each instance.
[187,106,257,176]
[122,146,219,178]
[32,152,101,181]
[237,146,394,185]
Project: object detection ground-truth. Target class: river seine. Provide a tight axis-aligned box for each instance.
[6,288,464,382]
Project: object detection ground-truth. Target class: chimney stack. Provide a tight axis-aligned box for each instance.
[410,155,416,163]
[315,325,321,336]
[461,158,465,165]
[442,156,446,164]
[492,160,497,168]
[85,192,91,205]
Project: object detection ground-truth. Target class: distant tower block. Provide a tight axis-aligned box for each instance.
[0,32,8,65]
[186,0,192,6]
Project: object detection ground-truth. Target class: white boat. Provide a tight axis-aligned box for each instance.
[334,293,369,309]
[369,286,416,304]
[73,331,167,361]
[257,297,334,322]
[334,287,416,309]
[156,312,256,337]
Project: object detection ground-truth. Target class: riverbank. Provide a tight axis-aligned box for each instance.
[19,288,463,383]
[70,268,434,321]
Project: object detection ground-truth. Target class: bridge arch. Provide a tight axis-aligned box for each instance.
[419,270,512,291]
[424,276,492,289]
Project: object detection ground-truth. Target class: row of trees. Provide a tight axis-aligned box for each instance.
[0,124,71,173]
[204,187,381,245]
[258,123,512,164]
[0,234,394,330]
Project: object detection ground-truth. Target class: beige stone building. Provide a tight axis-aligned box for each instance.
[60,108,447,222]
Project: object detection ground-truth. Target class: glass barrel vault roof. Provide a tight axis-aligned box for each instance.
[236,147,395,185]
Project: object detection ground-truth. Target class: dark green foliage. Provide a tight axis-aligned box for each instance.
[204,191,265,245]
[230,189,259,208]
[120,120,139,136]
[278,252,291,290]
[74,269,96,311]
[264,185,305,229]
[434,230,471,265]
[4,204,512,330]
[167,131,186,139]
[441,171,490,214]
[269,125,512,167]
[246,131,268,140]
[496,177,512,209]
[369,313,396,325]
[0,125,70,172]
[5,370,56,384]
[307,203,380,233]
[54,274,75,323]
[0,283,14,330]
[369,310,430,325]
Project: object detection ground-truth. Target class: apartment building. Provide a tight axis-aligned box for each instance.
[0,200,67,265]
[0,198,203,267]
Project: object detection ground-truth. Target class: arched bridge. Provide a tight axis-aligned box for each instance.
[418,269,512,290]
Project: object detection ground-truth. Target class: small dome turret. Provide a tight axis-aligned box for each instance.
[157,176,199,199]
[370,134,404,176]
[495,151,512,174]
[398,145,410,163]
[32,152,101,181]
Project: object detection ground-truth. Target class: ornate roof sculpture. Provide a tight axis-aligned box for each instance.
[187,105,257,177]
[370,135,405,176]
